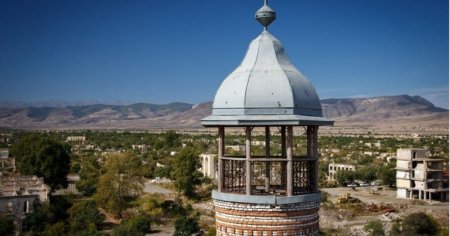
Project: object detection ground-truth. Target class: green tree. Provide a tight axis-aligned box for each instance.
[22,203,56,234]
[94,152,143,217]
[76,155,101,196]
[22,196,73,235]
[72,227,105,236]
[49,195,73,221]
[0,214,14,236]
[43,221,69,236]
[378,165,396,187]
[163,130,181,149]
[335,170,356,186]
[172,148,202,198]
[356,165,378,183]
[12,134,71,189]
[364,220,385,236]
[68,200,104,232]
[378,160,396,187]
[318,161,330,187]
[174,215,200,236]
[153,165,171,179]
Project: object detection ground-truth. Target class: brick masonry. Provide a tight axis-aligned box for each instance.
[213,199,320,236]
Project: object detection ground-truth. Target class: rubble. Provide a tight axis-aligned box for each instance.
[149,178,172,184]
[367,203,396,213]
[378,212,400,222]
[338,193,362,204]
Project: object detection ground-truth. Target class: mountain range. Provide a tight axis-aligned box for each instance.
[0,95,447,132]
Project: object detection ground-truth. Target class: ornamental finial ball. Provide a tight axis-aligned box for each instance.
[255,0,276,29]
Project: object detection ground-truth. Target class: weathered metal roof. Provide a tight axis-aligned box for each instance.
[202,2,333,127]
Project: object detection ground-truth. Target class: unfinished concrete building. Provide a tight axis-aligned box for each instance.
[202,1,333,235]
[396,148,448,201]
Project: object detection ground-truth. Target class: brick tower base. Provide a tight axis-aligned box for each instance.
[212,191,321,236]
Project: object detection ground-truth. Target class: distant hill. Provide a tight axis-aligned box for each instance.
[0,95,447,131]
[321,95,448,129]
[0,100,134,108]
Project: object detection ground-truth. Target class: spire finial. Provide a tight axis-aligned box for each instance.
[256,0,276,30]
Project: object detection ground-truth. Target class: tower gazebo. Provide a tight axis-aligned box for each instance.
[202,1,333,235]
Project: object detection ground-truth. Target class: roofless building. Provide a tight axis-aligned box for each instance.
[202,1,333,235]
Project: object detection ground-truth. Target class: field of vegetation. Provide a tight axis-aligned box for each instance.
[0,129,447,235]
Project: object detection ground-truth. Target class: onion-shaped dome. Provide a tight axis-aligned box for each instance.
[202,2,333,127]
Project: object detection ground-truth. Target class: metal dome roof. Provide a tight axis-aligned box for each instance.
[202,3,333,127]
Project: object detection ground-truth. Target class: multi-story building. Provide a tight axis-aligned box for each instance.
[396,148,448,201]
[328,163,356,182]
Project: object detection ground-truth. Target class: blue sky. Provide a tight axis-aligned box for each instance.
[0,0,448,108]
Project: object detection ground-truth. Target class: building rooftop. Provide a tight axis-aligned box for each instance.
[0,175,50,197]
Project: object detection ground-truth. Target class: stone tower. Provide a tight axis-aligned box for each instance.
[202,1,333,235]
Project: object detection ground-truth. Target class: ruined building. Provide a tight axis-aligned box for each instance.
[0,175,50,234]
[202,1,333,235]
[0,148,15,175]
[396,148,448,201]
[200,154,217,179]
[327,163,355,182]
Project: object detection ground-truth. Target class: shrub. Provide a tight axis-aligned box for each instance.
[0,215,14,236]
[68,200,104,232]
[364,220,385,236]
[402,212,438,235]
[321,191,330,203]
[112,214,151,236]
[43,222,68,236]
[174,215,200,236]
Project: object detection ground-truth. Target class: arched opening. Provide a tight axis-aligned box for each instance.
[7,201,13,213]
[23,201,30,213]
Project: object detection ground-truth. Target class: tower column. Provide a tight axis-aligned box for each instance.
[287,126,293,196]
[218,127,225,192]
[312,126,319,192]
[245,126,252,195]
[265,126,271,193]
[281,126,287,188]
